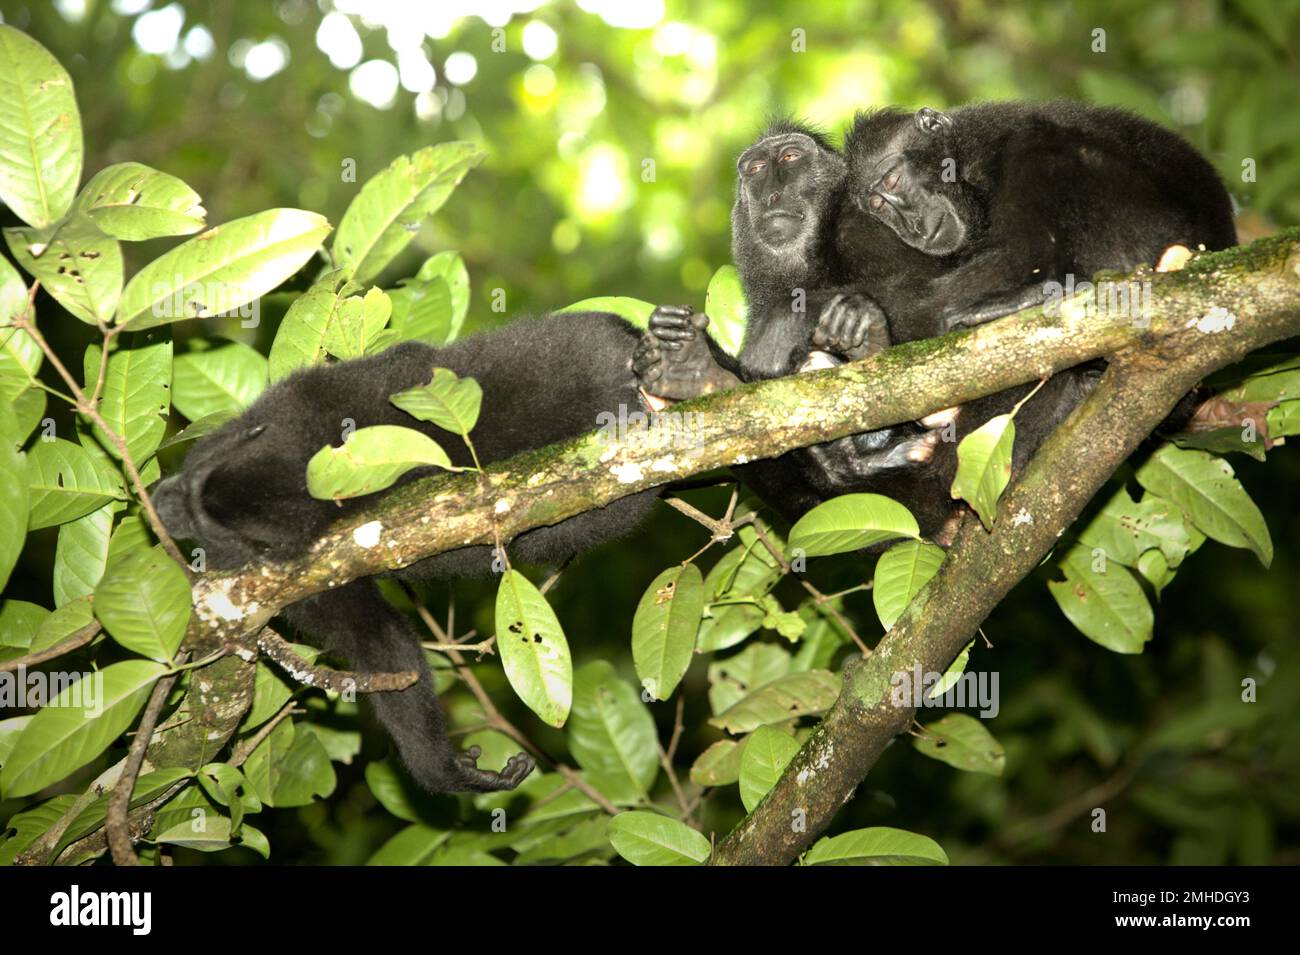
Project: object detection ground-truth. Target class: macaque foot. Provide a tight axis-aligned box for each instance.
[447,746,536,793]
[811,293,891,361]
[633,304,740,401]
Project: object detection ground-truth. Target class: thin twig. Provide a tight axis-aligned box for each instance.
[106,669,179,866]
[230,702,302,766]
[404,584,620,815]
[11,287,186,567]
[656,697,692,819]
[258,627,418,692]
[0,621,101,673]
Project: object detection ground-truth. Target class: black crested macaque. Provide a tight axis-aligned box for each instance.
[837,103,1238,341]
[633,121,939,525]
[153,312,656,794]
[822,102,1237,530]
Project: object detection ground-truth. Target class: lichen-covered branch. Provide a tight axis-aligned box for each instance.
[710,238,1300,865]
[149,230,1300,804]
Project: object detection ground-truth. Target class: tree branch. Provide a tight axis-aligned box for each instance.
[144,231,1300,826]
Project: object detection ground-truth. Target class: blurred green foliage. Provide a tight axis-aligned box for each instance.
[1,0,1298,866]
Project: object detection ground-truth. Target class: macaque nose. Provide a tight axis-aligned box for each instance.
[766,191,781,206]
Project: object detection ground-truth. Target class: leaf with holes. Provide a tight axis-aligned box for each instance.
[333,143,484,284]
[1135,445,1272,566]
[73,162,205,240]
[631,564,703,700]
[914,713,1005,776]
[1047,543,1153,653]
[5,216,122,326]
[116,209,330,330]
[496,570,572,727]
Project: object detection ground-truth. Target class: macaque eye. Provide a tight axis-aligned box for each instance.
[243,424,267,440]
[746,160,766,175]
[779,149,802,162]
[868,194,886,212]
[884,170,901,191]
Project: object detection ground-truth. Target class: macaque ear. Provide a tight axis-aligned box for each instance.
[915,107,953,135]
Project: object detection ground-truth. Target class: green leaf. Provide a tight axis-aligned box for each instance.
[72,162,205,240]
[697,539,781,652]
[390,367,483,436]
[30,596,93,654]
[631,563,703,700]
[155,816,270,857]
[1135,445,1272,566]
[788,493,918,557]
[0,599,49,649]
[873,539,945,630]
[704,265,746,356]
[172,338,268,420]
[607,811,710,866]
[709,670,839,734]
[116,208,331,330]
[82,334,172,462]
[738,725,800,811]
[803,827,949,866]
[52,500,118,607]
[156,410,237,451]
[240,644,318,731]
[268,271,355,380]
[94,546,192,662]
[306,424,451,500]
[555,296,654,329]
[1267,399,1300,437]
[0,253,24,326]
[4,216,123,325]
[914,713,1005,775]
[0,314,42,402]
[0,659,167,798]
[0,399,29,590]
[10,386,46,441]
[1075,485,1195,569]
[707,642,791,715]
[689,738,745,787]
[950,412,1015,530]
[322,286,392,360]
[567,660,658,797]
[413,251,470,336]
[496,570,572,727]
[930,640,974,698]
[0,26,83,228]
[365,824,449,865]
[243,719,336,807]
[25,437,124,530]
[1047,543,1154,653]
[387,275,454,346]
[333,143,485,283]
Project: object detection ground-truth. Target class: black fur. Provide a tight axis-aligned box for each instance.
[829,102,1237,532]
[154,311,656,794]
[633,121,925,525]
